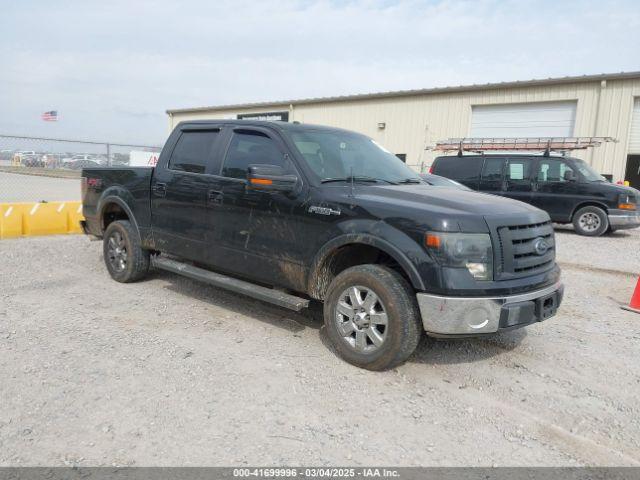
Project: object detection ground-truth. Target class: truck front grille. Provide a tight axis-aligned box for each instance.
[495,220,555,279]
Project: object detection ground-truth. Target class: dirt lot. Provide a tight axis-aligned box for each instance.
[1,229,639,467]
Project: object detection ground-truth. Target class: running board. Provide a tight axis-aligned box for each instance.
[152,256,310,311]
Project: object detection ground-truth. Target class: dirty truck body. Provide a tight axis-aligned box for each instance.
[81,120,564,370]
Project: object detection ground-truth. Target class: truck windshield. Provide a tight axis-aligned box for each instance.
[573,158,607,182]
[288,130,421,184]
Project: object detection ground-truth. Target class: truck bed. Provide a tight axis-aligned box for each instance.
[81,167,154,241]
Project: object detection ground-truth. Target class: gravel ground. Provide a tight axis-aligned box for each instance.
[1,234,639,467]
[554,225,640,274]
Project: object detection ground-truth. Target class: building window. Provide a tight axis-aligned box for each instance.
[396,154,406,163]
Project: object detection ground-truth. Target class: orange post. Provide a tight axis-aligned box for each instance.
[622,278,640,314]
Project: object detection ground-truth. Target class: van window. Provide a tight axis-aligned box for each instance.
[482,158,505,180]
[537,158,575,182]
[433,156,483,181]
[169,130,220,174]
[506,158,532,182]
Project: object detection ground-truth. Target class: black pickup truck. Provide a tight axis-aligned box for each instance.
[81,120,564,370]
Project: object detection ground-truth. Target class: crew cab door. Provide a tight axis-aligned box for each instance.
[203,127,309,290]
[529,157,579,222]
[150,126,224,261]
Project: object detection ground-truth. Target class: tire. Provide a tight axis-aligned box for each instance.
[572,206,609,237]
[323,264,422,371]
[103,220,150,283]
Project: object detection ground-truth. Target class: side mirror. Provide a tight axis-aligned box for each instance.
[564,170,576,182]
[247,164,298,193]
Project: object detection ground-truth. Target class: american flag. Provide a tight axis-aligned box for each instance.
[41,110,58,122]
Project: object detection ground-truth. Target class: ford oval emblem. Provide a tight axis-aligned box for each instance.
[533,237,549,256]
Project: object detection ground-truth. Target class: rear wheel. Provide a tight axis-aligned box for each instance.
[572,206,608,236]
[103,220,150,282]
[323,264,422,371]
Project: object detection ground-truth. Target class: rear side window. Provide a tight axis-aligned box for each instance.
[482,158,505,180]
[169,130,220,174]
[222,131,288,179]
[506,158,533,181]
[433,156,483,181]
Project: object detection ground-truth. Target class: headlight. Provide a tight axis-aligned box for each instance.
[425,232,493,281]
[618,193,636,210]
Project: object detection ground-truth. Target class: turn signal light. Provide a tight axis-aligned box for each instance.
[250,178,273,185]
[618,203,636,210]
[425,234,441,248]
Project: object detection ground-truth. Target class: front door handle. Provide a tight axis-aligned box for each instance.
[208,189,223,205]
[152,182,167,197]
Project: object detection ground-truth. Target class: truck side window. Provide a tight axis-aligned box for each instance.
[537,158,574,182]
[222,131,288,179]
[481,158,505,180]
[169,130,220,174]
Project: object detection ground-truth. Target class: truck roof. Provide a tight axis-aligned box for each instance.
[176,119,359,135]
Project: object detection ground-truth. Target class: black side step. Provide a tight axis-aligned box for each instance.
[152,256,310,312]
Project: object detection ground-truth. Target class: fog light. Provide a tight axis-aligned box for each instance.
[466,262,491,281]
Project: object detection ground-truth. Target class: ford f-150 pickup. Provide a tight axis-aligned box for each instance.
[81,120,564,370]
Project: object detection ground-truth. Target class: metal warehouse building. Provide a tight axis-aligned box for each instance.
[167,71,640,187]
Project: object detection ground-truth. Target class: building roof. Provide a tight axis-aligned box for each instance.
[166,71,640,115]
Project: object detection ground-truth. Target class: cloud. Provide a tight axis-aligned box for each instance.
[0,0,638,144]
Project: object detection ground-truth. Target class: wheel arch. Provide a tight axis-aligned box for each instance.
[307,234,426,300]
[98,195,140,239]
[570,201,609,221]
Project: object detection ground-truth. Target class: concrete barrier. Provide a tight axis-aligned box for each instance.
[0,201,84,239]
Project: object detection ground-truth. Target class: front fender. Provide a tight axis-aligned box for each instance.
[308,226,428,296]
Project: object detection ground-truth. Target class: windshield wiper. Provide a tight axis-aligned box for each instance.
[396,178,422,184]
[321,176,396,185]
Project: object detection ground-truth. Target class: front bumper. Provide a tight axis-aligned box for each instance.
[416,281,564,336]
[608,209,640,229]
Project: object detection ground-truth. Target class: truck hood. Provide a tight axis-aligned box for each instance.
[352,184,548,232]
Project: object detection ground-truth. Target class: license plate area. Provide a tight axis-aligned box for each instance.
[536,292,558,320]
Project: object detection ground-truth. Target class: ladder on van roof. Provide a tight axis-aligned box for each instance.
[432,137,616,156]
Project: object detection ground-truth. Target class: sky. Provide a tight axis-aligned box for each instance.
[0,0,639,146]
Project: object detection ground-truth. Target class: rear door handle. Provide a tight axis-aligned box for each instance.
[152,182,167,197]
[208,189,223,204]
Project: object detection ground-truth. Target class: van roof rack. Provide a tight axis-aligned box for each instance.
[432,137,616,156]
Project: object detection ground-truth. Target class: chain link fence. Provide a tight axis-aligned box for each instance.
[0,134,162,203]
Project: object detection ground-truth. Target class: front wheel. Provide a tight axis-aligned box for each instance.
[572,206,609,236]
[323,264,422,371]
[103,220,150,282]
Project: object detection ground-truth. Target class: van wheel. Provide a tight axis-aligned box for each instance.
[103,220,150,282]
[572,206,609,236]
[323,265,422,371]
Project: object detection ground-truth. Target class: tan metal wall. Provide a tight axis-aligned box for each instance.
[169,77,640,181]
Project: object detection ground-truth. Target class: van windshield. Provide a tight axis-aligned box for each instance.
[288,130,421,184]
[573,158,607,182]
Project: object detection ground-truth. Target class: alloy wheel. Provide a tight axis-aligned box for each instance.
[335,285,388,353]
[107,230,128,272]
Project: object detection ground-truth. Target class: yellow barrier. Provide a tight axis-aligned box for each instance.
[0,201,84,239]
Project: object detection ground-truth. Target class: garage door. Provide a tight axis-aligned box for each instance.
[629,97,640,153]
[470,101,577,137]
